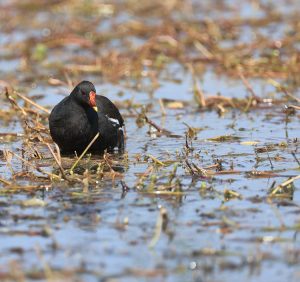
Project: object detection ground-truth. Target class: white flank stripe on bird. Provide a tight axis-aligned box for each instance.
[108,117,120,125]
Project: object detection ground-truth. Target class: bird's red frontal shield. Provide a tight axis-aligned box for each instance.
[89,91,96,107]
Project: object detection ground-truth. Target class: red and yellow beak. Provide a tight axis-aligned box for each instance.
[89,91,98,112]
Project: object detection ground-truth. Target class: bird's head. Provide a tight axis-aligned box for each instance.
[71,81,98,112]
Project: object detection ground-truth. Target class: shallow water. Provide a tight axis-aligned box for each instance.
[0,77,299,282]
[0,1,300,282]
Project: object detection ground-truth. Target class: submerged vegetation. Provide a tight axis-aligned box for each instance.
[0,0,299,281]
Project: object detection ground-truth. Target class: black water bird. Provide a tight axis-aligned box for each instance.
[49,81,124,154]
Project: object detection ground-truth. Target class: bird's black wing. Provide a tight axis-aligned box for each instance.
[96,96,124,127]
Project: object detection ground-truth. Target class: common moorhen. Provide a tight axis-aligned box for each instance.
[49,81,124,154]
